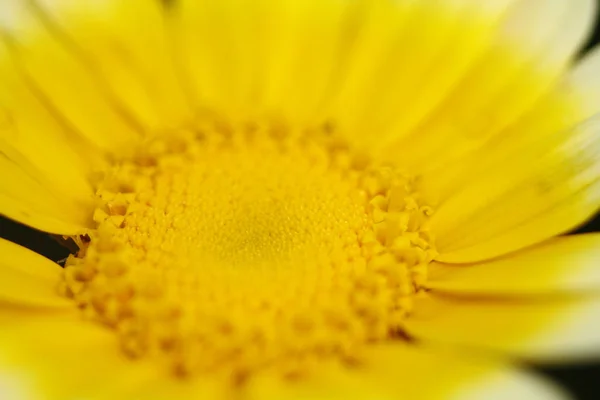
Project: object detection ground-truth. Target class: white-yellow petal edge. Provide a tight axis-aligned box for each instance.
[431,113,600,263]
[405,292,600,363]
[246,343,568,400]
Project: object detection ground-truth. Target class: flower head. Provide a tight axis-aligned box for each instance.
[1,0,600,399]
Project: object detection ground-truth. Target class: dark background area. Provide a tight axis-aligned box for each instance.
[0,4,599,399]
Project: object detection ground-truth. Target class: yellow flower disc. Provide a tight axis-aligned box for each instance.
[61,118,437,382]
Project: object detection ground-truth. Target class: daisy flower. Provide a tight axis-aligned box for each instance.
[1,0,600,399]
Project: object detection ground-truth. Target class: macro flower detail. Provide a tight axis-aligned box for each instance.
[1,0,600,399]
[62,123,438,379]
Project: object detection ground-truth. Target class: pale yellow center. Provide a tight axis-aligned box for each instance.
[61,120,436,382]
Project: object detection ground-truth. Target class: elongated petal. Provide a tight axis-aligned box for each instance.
[329,0,518,149]
[246,343,567,400]
[166,0,355,123]
[427,24,600,263]
[0,44,95,201]
[0,314,160,400]
[0,238,71,308]
[33,0,193,130]
[0,3,109,233]
[1,321,566,400]
[0,0,142,150]
[430,113,600,263]
[380,0,596,168]
[427,234,600,295]
[0,158,92,234]
[165,0,522,134]
[405,292,600,363]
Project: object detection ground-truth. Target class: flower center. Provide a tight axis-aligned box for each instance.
[61,119,437,382]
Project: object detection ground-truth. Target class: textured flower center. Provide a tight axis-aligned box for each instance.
[61,119,437,382]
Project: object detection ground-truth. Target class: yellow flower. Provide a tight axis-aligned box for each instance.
[1,0,600,398]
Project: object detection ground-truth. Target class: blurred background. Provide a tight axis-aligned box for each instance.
[0,2,599,399]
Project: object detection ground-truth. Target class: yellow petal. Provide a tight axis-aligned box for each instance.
[33,0,193,130]
[428,42,600,205]
[425,13,600,263]
[0,157,92,234]
[430,112,600,263]
[246,343,567,400]
[329,0,518,149]
[0,52,96,201]
[4,329,565,400]
[0,313,159,400]
[405,292,600,363]
[167,0,353,123]
[427,234,600,295]
[380,0,596,169]
[0,0,142,151]
[123,375,227,400]
[0,238,71,308]
[165,0,521,134]
[0,38,95,233]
